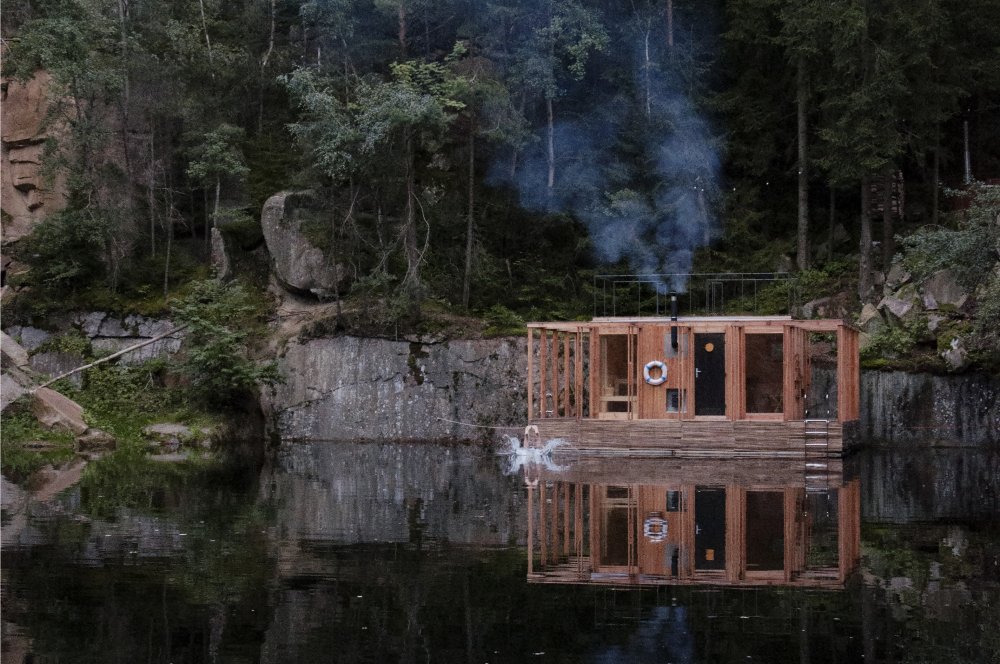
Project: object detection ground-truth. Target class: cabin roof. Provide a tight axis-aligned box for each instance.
[528,316,855,332]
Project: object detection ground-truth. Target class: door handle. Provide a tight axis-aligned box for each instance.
[695,368,701,378]
[695,524,702,534]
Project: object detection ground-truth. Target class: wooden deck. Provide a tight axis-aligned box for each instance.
[531,417,849,457]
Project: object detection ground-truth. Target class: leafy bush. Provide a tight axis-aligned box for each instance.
[171,280,279,407]
[482,304,525,336]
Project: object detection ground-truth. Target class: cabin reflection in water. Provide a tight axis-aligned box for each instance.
[525,458,860,589]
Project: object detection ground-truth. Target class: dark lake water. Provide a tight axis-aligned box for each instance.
[2,443,998,663]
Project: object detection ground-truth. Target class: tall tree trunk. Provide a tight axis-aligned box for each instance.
[828,185,835,264]
[931,136,940,226]
[209,177,220,252]
[881,167,894,267]
[259,0,276,132]
[163,201,173,298]
[665,0,674,59]
[148,134,156,257]
[462,127,475,309]
[509,90,525,178]
[403,135,421,301]
[397,3,407,53]
[546,97,555,198]
[643,24,652,118]
[858,176,873,302]
[197,0,215,77]
[796,59,809,271]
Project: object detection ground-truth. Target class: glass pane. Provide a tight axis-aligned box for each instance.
[745,334,784,413]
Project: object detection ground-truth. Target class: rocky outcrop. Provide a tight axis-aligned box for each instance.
[32,387,88,435]
[859,370,1000,447]
[265,335,526,442]
[1,330,30,368]
[261,191,349,298]
[1,71,68,244]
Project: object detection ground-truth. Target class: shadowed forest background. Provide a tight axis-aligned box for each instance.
[3,0,999,352]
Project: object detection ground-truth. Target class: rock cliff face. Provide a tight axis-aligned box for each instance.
[860,370,1000,447]
[1,71,68,245]
[267,335,997,447]
[265,335,526,442]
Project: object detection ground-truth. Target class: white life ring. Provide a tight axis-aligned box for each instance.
[643,360,668,386]
[643,514,669,542]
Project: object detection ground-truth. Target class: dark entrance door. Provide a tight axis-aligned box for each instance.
[695,333,726,416]
[695,488,726,570]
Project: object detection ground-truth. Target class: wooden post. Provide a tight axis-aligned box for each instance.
[563,333,571,417]
[539,481,547,566]
[527,483,535,576]
[563,483,570,555]
[527,329,534,421]
[539,329,547,418]
[575,329,584,419]
[589,329,599,418]
[550,330,559,418]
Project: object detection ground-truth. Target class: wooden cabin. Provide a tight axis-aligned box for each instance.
[526,316,860,457]
[524,457,861,589]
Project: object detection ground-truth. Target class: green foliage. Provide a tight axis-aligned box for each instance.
[14,209,106,293]
[482,304,525,336]
[862,324,918,362]
[34,330,93,358]
[171,280,279,406]
[902,185,1000,290]
[0,400,76,481]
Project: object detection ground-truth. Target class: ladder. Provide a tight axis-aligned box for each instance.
[803,419,831,493]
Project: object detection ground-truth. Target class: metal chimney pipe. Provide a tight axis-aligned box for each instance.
[670,293,679,350]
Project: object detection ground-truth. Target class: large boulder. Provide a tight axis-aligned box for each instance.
[1,330,30,368]
[260,191,350,298]
[922,269,968,310]
[32,387,88,435]
[1,371,28,410]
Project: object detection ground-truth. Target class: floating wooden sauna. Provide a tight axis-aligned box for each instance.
[526,316,860,457]
[523,458,861,589]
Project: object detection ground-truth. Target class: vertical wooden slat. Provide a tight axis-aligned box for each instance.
[726,485,746,583]
[539,481,547,566]
[527,329,534,420]
[563,333,571,417]
[680,485,695,577]
[527,483,535,575]
[550,480,559,563]
[783,488,800,582]
[550,331,559,418]
[563,483,570,555]
[589,330,599,418]
[837,325,860,421]
[539,329,547,418]
[575,330,584,420]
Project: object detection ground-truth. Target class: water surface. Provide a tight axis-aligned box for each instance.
[2,443,997,663]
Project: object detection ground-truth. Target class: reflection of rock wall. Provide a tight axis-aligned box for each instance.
[1,71,68,244]
[264,441,526,546]
[856,449,1000,522]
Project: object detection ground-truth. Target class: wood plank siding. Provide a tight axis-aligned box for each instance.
[526,316,860,457]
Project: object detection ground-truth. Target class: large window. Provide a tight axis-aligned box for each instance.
[599,334,636,417]
[745,334,783,414]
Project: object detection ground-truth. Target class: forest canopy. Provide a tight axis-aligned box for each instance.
[3,0,999,322]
